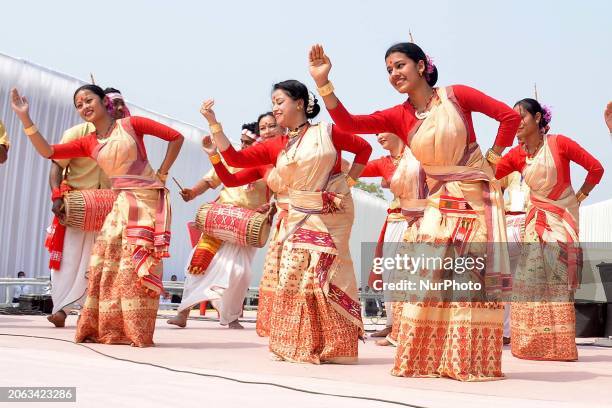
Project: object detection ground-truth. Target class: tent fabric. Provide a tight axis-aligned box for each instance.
[579,198,612,242]
[0,52,388,301]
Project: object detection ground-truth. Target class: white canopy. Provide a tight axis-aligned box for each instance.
[0,52,388,301]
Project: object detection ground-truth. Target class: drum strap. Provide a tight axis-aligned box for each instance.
[45,183,73,270]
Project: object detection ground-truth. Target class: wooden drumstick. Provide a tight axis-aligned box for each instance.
[172,177,184,191]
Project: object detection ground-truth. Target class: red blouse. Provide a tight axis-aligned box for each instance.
[328,85,521,147]
[219,124,372,174]
[211,163,269,188]
[360,156,396,183]
[495,134,604,186]
[50,116,182,160]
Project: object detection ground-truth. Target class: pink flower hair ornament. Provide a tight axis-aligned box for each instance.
[541,104,552,124]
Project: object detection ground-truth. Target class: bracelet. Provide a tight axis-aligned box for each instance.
[317,81,335,97]
[209,153,221,165]
[347,175,357,188]
[24,125,38,136]
[485,148,501,165]
[576,191,588,203]
[209,123,223,134]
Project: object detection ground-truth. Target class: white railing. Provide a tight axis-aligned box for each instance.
[1,278,386,319]
[0,278,51,306]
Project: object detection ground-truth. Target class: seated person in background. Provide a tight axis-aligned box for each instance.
[12,271,32,302]
[168,274,182,303]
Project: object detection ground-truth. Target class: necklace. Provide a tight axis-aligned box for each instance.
[408,88,437,120]
[96,120,116,140]
[524,137,544,165]
[288,121,309,138]
[284,123,310,162]
[390,147,405,167]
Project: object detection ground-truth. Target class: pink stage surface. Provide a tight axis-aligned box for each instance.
[1,313,611,408]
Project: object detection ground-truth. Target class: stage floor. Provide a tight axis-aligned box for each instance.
[1,313,611,408]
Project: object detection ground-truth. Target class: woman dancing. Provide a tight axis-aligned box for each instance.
[201,79,372,363]
[308,42,520,380]
[495,98,603,360]
[11,85,183,346]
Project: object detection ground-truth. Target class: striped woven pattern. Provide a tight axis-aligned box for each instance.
[64,189,118,231]
[195,203,270,248]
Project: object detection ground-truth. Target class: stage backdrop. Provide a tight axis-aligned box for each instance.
[0,52,389,302]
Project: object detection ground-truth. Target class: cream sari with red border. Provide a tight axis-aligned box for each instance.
[75,118,170,347]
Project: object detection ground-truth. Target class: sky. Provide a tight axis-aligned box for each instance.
[1,0,610,202]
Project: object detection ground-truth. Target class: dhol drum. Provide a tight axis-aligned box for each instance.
[63,189,117,231]
[195,203,271,248]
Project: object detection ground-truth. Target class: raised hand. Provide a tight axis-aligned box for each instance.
[10,88,30,119]
[309,44,332,87]
[201,134,218,156]
[200,99,217,125]
[605,102,612,133]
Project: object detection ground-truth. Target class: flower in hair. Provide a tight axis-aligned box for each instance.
[241,128,258,140]
[425,55,435,75]
[306,92,317,114]
[105,92,131,118]
[541,104,552,124]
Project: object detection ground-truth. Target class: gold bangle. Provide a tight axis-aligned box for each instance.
[485,148,501,165]
[24,125,38,136]
[209,153,221,165]
[576,191,588,203]
[317,81,335,97]
[209,123,222,134]
[347,175,357,188]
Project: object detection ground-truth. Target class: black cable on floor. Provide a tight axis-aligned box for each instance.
[0,333,427,408]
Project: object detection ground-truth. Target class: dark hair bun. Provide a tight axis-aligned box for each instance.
[272,79,320,120]
[426,65,438,87]
[306,97,320,119]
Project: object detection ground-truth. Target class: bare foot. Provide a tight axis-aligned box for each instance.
[47,311,66,328]
[228,319,244,329]
[167,310,189,328]
[370,326,391,338]
[375,338,392,346]
[270,352,284,361]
